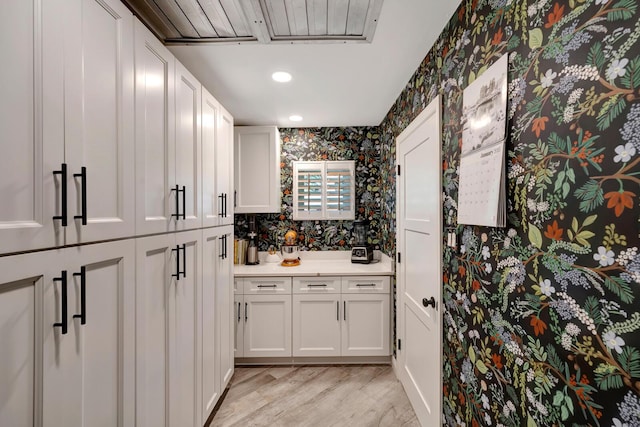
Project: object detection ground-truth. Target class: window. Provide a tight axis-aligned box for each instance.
[293,161,355,220]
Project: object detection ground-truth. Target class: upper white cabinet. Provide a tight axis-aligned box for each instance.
[134,20,176,235]
[234,126,281,213]
[174,62,203,231]
[217,105,235,225]
[0,0,65,255]
[64,0,135,244]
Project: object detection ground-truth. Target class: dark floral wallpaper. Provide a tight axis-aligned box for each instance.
[379,0,640,425]
[234,127,383,251]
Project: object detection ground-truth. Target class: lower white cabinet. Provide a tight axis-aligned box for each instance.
[235,277,292,358]
[136,230,202,427]
[0,239,135,427]
[292,276,390,357]
[201,225,234,422]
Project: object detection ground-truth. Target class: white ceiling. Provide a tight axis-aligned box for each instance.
[168,0,461,127]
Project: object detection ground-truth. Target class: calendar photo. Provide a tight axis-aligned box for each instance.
[461,53,508,156]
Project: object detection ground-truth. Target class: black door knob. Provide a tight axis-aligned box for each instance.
[422,297,436,308]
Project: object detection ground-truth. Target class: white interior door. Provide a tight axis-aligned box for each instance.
[396,95,442,425]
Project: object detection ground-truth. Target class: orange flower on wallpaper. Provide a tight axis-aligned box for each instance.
[544,220,563,240]
[492,27,503,45]
[605,190,635,217]
[530,315,547,336]
[492,353,503,369]
[545,3,565,28]
[532,116,549,138]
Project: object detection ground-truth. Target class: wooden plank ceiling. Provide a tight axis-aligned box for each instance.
[122,0,383,44]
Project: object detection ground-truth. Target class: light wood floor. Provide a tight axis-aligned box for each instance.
[209,365,419,427]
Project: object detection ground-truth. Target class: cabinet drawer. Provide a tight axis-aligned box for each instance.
[293,277,341,294]
[243,277,291,294]
[234,278,243,294]
[341,276,390,293]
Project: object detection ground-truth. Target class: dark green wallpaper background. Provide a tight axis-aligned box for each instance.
[379,0,640,425]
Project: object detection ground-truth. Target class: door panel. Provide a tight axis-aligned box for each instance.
[134,19,175,235]
[342,294,390,356]
[202,89,219,227]
[292,294,340,357]
[174,62,202,231]
[217,227,234,387]
[216,106,234,225]
[396,95,442,425]
[244,294,292,357]
[0,0,65,254]
[135,234,174,427]
[65,0,134,243]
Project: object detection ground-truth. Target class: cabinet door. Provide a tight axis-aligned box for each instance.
[341,294,390,357]
[216,226,235,387]
[170,230,202,427]
[0,251,57,427]
[174,61,202,231]
[134,19,176,235]
[292,294,340,357]
[201,88,220,228]
[234,126,281,213]
[244,294,292,357]
[0,0,65,254]
[65,240,136,426]
[65,0,135,244]
[216,105,234,225]
[135,233,175,427]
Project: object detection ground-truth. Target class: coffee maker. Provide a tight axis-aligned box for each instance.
[246,215,259,265]
[351,220,373,264]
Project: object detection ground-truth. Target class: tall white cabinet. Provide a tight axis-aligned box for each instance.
[1,1,235,426]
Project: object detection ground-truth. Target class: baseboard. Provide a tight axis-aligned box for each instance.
[203,386,230,427]
[234,355,392,366]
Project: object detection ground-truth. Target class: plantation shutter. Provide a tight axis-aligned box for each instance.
[292,161,355,220]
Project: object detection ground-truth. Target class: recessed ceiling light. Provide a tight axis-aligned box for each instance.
[272,71,292,82]
[289,115,303,122]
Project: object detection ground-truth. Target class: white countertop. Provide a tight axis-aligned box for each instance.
[234,251,394,277]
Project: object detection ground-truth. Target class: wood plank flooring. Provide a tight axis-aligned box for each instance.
[209,365,419,427]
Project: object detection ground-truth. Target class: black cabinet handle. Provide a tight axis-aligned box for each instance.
[257,284,277,288]
[181,186,186,220]
[336,301,339,321]
[218,194,224,217]
[244,302,248,322]
[53,163,68,226]
[356,284,377,287]
[172,186,185,220]
[224,193,228,217]
[308,284,327,288]
[237,302,241,322]
[172,185,180,220]
[234,190,237,208]
[344,301,346,321]
[220,234,226,259]
[181,244,186,278]
[73,266,86,325]
[53,271,68,334]
[172,245,181,280]
[73,167,87,225]
[224,235,228,259]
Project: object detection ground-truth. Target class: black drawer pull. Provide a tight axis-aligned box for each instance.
[53,271,68,334]
[257,284,277,288]
[237,302,241,322]
[53,163,68,226]
[73,267,86,325]
[73,167,87,225]
[307,284,327,287]
[356,283,377,287]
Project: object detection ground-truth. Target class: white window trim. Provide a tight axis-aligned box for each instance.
[292,160,355,221]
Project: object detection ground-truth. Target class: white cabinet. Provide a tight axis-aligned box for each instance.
[174,62,203,231]
[136,230,202,427]
[202,89,221,228]
[0,0,65,255]
[201,225,234,422]
[64,0,135,244]
[235,277,292,358]
[234,126,281,213]
[216,105,235,225]
[234,279,244,358]
[0,0,136,253]
[134,19,176,235]
[0,240,135,427]
[291,276,390,357]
